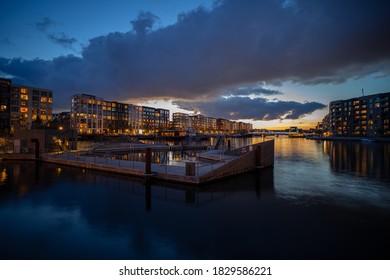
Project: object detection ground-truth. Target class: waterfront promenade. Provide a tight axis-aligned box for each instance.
[40,140,274,185]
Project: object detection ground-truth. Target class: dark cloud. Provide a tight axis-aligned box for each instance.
[35,17,77,49]
[173,96,326,121]
[1,0,390,111]
[131,11,160,37]
[48,32,77,48]
[223,84,283,97]
[35,17,56,32]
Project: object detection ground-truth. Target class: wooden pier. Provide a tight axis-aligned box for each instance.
[40,140,274,185]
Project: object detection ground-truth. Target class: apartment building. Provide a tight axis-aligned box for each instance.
[0,78,11,134]
[190,114,206,132]
[0,78,53,134]
[205,117,217,133]
[71,94,104,134]
[172,112,190,131]
[327,92,390,137]
[155,108,170,131]
[103,100,129,134]
[217,118,231,133]
[128,104,143,134]
[71,94,170,135]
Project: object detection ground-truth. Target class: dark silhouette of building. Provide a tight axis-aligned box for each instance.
[327,92,390,137]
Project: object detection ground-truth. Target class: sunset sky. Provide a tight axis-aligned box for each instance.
[1,0,390,129]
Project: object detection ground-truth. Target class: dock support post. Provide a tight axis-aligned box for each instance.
[228,139,231,151]
[31,138,39,159]
[145,147,152,175]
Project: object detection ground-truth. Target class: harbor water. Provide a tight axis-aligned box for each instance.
[0,137,389,259]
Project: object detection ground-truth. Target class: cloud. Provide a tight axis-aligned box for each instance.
[222,84,283,97]
[35,17,56,32]
[48,32,77,49]
[35,17,77,49]
[130,11,160,37]
[173,96,326,121]
[1,0,390,111]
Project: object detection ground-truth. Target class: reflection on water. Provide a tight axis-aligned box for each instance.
[326,141,390,181]
[272,137,390,207]
[0,137,390,260]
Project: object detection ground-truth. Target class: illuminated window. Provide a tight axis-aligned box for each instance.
[20,107,28,113]
[48,98,52,103]
[0,105,6,111]
[41,97,47,102]
[21,88,28,94]
[21,94,28,100]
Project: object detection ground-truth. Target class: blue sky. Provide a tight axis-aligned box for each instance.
[1,0,390,129]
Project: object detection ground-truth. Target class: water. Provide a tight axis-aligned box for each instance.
[0,137,389,259]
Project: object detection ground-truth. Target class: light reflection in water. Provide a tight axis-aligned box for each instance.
[0,137,389,260]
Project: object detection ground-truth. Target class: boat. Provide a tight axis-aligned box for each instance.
[288,126,306,138]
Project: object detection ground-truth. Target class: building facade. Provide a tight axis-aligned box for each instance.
[128,104,143,134]
[327,92,390,137]
[155,108,170,132]
[0,78,11,134]
[103,100,129,134]
[0,78,53,134]
[71,94,170,135]
[71,94,104,134]
[172,112,190,131]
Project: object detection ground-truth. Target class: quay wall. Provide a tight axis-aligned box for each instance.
[199,140,274,183]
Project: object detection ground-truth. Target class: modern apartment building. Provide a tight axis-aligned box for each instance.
[71,94,170,135]
[172,112,190,131]
[217,118,231,133]
[71,94,104,134]
[103,100,129,134]
[205,117,217,133]
[0,78,11,134]
[0,78,53,134]
[190,114,206,132]
[155,108,170,131]
[327,92,390,137]
[128,104,143,134]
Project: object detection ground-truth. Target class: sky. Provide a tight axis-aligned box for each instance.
[1,0,390,129]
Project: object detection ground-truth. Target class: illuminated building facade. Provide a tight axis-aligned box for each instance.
[128,104,143,134]
[173,113,190,131]
[0,78,53,134]
[0,78,11,134]
[71,94,170,135]
[103,100,129,134]
[71,94,104,134]
[155,108,170,132]
[205,117,217,133]
[328,92,390,137]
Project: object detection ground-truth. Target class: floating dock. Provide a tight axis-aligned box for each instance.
[40,140,274,185]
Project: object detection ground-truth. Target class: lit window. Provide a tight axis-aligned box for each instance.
[0,105,6,111]
[21,94,28,100]
[20,107,28,113]
[48,98,52,103]
[21,88,28,94]
[41,97,47,102]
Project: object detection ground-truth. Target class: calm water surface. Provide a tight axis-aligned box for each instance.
[0,137,389,259]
